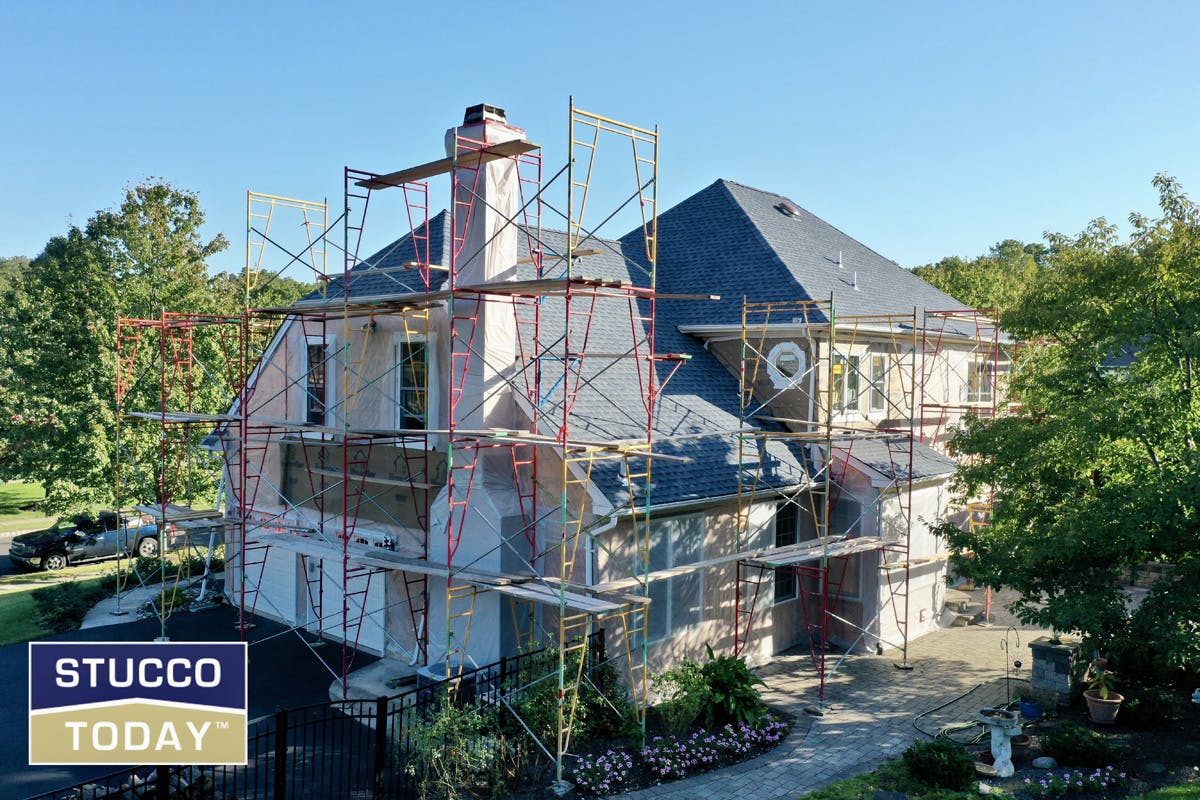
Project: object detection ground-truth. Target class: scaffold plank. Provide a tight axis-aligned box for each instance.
[252,532,621,613]
[356,140,541,189]
[746,536,884,567]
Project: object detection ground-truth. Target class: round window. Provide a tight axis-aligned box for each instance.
[775,351,800,378]
[766,342,806,389]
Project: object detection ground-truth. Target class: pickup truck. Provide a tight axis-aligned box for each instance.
[8,511,169,571]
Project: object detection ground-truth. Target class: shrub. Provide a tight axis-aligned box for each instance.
[652,658,712,735]
[901,738,976,790]
[32,578,117,633]
[507,644,638,751]
[699,644,766,728]
[156,587,189,614]
[1120,684,1187,729]
[399,688,499,799]
[1042,722,1121,768]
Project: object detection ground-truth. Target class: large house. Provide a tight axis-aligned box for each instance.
[220,105,995,694]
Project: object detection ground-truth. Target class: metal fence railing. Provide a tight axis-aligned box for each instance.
[29,631,605,800]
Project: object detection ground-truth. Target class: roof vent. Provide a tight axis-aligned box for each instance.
[463,103,507,125]
[776,199,803,219]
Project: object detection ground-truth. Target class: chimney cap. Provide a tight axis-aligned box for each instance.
[463,103,507,125]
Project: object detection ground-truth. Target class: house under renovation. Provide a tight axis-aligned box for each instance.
[117,102,1005,779]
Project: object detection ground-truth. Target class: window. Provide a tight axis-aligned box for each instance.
[828,496,862,599]
[833,354,861,415]
[305,341,329,426]
[966,359,993,404]
[395,339,429,430]
[766,342,806,389]
[868,355,887,414]
[773,500,799,603]
[645,515,704,642]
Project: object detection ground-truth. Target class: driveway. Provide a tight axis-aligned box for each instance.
[2,605,362,799]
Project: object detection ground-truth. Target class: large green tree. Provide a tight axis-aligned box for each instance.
[912,239,1047,314]
[0,182,231,511]
[940,175,1200,676]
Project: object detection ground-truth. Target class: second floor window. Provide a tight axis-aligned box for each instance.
[395,339,429,430]
[774,500,800,603]
[966,359,993,404]
[305,341,328,427]
[833,354,861,415]
[868,354,887,414]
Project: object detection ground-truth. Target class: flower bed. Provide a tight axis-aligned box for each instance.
[1025,766,1127,798]
[570,714,791,796]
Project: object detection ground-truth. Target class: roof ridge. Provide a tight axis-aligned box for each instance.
[719,179,906,270]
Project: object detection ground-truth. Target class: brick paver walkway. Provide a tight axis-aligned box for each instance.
[624,612,1048,799]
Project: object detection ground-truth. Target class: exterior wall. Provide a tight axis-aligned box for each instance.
[874,480,950,650]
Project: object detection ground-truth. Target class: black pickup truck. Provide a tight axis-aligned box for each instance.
[8,511,167,571]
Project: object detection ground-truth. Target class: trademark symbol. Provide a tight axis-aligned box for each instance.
[215,721,230,730]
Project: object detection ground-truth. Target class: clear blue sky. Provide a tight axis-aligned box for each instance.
[3,1,1198,274]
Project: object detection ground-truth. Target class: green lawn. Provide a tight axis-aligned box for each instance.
[0,480,46,513]
[800,759,1199,800]
[0,480,53,534]
[0,591,51,646]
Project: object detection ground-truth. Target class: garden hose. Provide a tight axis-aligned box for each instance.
[911,676,1031,744]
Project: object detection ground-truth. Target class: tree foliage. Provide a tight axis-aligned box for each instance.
[0,182,313,512]
[912,239,1048,314]
[939,175,1200,676]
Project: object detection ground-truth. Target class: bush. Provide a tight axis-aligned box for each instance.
[156,587,189,614]
[901,738,976,790]
[399,688,500,799]
[1120,683,1187,729]
[1042,722,1121,768]
[32,577,118,633]
[652,658,712,735]
[507,644,638,753]
[699,644,766,728]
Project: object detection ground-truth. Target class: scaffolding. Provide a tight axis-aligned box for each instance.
[162,101,696,788]
[731,299,923,708]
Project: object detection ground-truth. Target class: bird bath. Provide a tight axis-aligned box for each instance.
[977,707,1021,777]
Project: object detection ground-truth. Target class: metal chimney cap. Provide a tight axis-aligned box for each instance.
[463,103,507,125]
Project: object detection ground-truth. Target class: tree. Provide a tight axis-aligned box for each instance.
[0,182,231,511]
[940,175,1200,677]
[912,239,1047,314]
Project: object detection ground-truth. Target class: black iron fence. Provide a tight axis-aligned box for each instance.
[30,632,605,800]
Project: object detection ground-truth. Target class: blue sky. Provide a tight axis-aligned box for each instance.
[3,1,1198,275]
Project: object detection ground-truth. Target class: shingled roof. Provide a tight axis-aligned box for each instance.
[646,179,973,332]
[299,179,967,507]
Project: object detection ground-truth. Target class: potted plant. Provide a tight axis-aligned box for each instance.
[1083,658,1124,724]
[1018,692,1044,721]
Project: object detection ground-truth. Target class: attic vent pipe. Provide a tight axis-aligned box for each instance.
[853,271,859,291]
[838,250,843,269]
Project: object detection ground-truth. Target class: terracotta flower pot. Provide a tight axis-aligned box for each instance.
[1083,689,1124,724]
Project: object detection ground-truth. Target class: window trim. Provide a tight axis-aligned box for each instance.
[965,357,994,405]
[867,354,887,416]
[766,342,807,390]
[303,334,336,431]
[645,513,706,643]
[832,353,862,421]
[392,333,436,433]
[773,500,799,604]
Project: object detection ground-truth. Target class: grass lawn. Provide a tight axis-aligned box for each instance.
[0,562,121,646]
[0,591,51,646]
[0,480,53,534]
[801,758,1199,800]
[0,480,46,512]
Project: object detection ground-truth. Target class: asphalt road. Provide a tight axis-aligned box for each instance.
[1,605,363,799]
[0,536,23,577]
